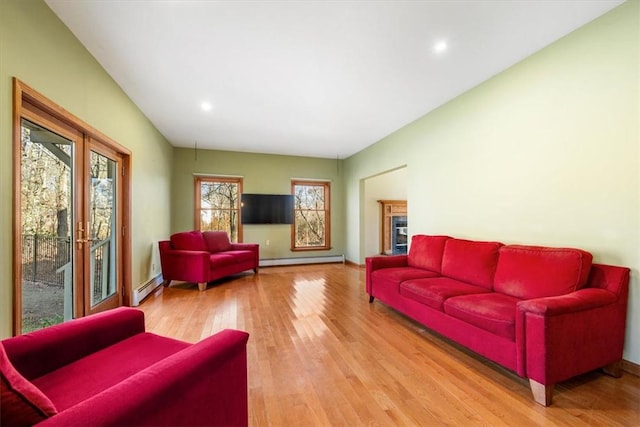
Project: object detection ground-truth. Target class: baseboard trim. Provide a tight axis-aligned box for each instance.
[132,274,163,306]
[622,359,640,377]
[259,255,344,267]
[344,259,364,268]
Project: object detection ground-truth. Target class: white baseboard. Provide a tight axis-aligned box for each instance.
[132,274,163,306]
[259,255,344,267]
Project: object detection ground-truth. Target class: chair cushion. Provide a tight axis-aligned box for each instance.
[0,342,58,426]
[407,235,450,273]
[494,245,593,299]
[170,231,207,251]
[444,293,521,341]
[203,231,233,253]
[32,333,189,412]
[400,277,491,311]
[441,238,503,289]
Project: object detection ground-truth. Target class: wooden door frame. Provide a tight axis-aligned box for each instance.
[12,78,132,335]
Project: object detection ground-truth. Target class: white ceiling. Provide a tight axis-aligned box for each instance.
[45,0,624,159]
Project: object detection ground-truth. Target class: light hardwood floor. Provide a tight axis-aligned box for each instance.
[139,263,640,426]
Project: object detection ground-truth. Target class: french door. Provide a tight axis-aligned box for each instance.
[13,79,130,334]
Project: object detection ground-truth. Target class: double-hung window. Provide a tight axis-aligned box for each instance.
[195,176,242,242]
[291,180,330,250]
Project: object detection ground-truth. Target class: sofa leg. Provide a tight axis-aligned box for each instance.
[162,279,171,287]
[529,379,553,406]
[254,267,259,274]
[198,282,207,292]
[602,360,622,378]
[369,295,375,303]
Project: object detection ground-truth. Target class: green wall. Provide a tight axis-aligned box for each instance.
[345,1,639,363]
[0,0,174,337]
[172,148,344,260]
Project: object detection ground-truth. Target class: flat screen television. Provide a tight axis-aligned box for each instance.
[241,194,294,224]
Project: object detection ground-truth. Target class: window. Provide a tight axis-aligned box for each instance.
[195,177,242,242]
[291,180,330,250]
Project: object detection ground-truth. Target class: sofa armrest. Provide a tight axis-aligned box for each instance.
[365,255,407,272]
[159,248,210,283]
[516,286,628,386]
[3,308,145,380]
[37,329,250,427]
[231,243,260,271]
[517,288,618,315]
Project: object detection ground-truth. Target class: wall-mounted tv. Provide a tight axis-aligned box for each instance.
[241,194,294,224]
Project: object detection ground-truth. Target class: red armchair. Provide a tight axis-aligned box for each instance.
[159,231,259,291]
[0,307,249,426]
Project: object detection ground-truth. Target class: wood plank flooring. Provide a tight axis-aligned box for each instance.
[139,264,640,426]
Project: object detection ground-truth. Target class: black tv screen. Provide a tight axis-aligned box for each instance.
[241,194,294,224]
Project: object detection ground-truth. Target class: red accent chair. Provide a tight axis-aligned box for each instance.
[1,307,249,426]
[159,231,259,291]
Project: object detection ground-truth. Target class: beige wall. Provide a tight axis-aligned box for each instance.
[172,148,345,260]
[0,0,174,337]
[345,1,639,363]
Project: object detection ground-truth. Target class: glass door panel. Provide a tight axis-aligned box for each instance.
[88,149,118,309]
[20,120,74,332]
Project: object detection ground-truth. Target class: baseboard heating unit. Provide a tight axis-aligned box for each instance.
[132,274,164,306]
[259,255,344,267]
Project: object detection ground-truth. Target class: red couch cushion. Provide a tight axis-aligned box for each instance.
[203,231,232,253]
[441,239,503,289]
[209,253,237,269]
[400,277,490,311]
[407,235,450,273]
[372,267,440,286]
[444,293,521,341]
[494,245,593,299]
[171,231,207,251]
[1,342,58,426]
[32,333,189,411]
[223,250,255,264]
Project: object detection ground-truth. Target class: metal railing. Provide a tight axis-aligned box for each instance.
[22,235,70,286]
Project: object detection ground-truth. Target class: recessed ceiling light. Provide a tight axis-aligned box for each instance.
[201,101,213,112]
[434,40,448,53]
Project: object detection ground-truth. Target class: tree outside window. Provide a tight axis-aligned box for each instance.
[292,181,330,250]
[195,177,242,243]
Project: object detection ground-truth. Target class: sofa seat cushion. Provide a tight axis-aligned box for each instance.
[441,239,503,289]
[170,231,207,252]
[371,267,440,287]
[444,293,521,341]
[407,235,450,273]
[494,245,593,299]
[400,277,491,311]
[209,253,237,269]
[223,250,255,264]
[32,333,189,411]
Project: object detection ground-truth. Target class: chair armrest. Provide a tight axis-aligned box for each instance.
[3,308,145,380]
[230,243,258,251]
[38,329,250,427]
[516,288,628,385]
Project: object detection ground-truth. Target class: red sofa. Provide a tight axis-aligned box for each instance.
[159,230,259,291]
[0,307,249,426]
[366,235,630,406]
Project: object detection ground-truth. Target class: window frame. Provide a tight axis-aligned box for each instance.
[291,180,331,251]
[194,176,243,242]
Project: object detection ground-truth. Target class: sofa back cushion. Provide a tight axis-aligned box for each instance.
[170,231,207,251]
[407,235,450,273]
[441,239,503,289]
[1,342,58,426]
[493,245,593,299]
[203,231,232,253]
